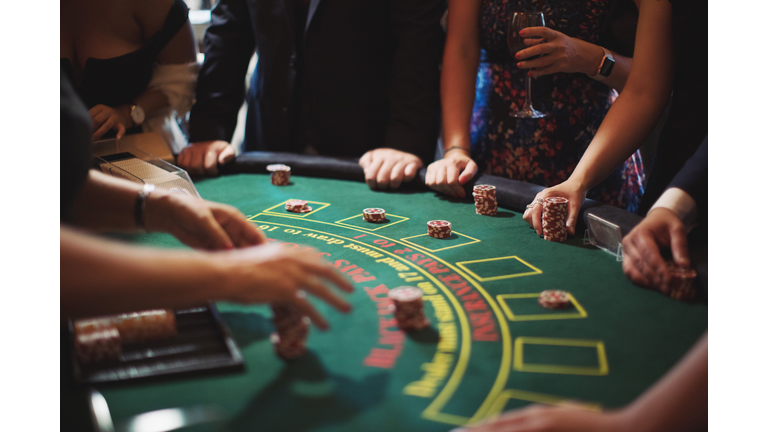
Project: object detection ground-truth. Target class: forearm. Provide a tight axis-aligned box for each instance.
[61,227,224,318]
[622,333,708,432]
[568,86,669,190]
[70,170,147,231]
[567,0,674,191]
[441,54,478,152]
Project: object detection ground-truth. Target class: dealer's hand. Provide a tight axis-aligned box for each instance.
[216,244,354,330]
[621,207,690,293]
[145,190,266,250]
[359,148,423,190]
[89,104,132,140]
[452,404,626,432]
[177,140,236,176]
[523,179,586,236]
[515,27,604,78]
[425,150,478,199]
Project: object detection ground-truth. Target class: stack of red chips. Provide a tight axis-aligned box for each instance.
[537,290,572,309]
[267,164,291,186]
[363,208,386,223]
[271,303,309,360]
[665,262,697,301]
[542,197,568,242]
[389,287,430,331]
[74,309,177,344]
[427,220,452,238]
[285,199,312,213]
[74,327,122,364]
[473,185,498,216]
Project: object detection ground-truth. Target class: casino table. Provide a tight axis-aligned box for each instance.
[61,153,708,432]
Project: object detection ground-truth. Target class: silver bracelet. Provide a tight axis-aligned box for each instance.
[135,183,156,231]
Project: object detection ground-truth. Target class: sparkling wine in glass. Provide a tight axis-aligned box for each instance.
[507,11,547,118]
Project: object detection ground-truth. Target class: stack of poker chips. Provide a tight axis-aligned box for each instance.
[389,287,430,331]
[267,164,291,186]
[285,199,313,213]
[542,197,569,242]
[74,327,122,364]
[427,220,452,238]
[538,290,572,309]
[271,303,309,360]
[74,309,177,344]
[362,208,386,223]
[665,262,697,301]
[473,184,498,216]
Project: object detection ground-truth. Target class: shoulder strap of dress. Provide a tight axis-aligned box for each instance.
[147,0,190,58]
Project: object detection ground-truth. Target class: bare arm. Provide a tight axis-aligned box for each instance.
[568,0,674,192]
[623,333,708,432]
[523,0,674,234]
[71,170,267,250]
[91,0,198,139]
[425,0,481,198]
[61,227,354,324]
[441,0,481,156]
[61,226,221,318]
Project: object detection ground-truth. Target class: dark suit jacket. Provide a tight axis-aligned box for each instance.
[189,0,444,164]
[667,136,707,226]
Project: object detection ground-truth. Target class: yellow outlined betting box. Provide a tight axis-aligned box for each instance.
[513,337,609,376]
[334,213,409,231]
[400,232,480,253]
[485,389,601,419]
[497,293,587,321]
[456,256,542,282]
[262,200,331,218]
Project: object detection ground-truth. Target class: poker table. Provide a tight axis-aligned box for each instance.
[61,153,708,432]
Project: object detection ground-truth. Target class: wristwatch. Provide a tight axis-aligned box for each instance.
[130,104,146,126]
[596,47,615,78]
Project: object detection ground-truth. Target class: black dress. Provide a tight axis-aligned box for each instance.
[60,0,189,110]
[638,0,707,214]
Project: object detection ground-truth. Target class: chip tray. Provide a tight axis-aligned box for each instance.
[69,303,243,384]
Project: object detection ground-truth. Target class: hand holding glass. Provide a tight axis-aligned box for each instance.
[507,11,547,118]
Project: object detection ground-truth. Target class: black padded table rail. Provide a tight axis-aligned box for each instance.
[222,152,644,235]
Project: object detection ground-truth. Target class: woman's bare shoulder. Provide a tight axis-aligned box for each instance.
[132,0,177,39]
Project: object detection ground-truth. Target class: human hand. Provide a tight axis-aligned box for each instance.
[425,150,477,198]
[359,148,423,190]
[621,207,689,293]
[145,190,266,250]
[515,27,604,78]
[523,180,587,236]
[177,141,236,176]
[89,104,133,140]
[451,404,626,432]
[216,243,354,330]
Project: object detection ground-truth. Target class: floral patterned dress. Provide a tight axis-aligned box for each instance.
[470,0,644,212]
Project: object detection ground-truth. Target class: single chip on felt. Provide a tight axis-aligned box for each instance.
[538,290,572,309]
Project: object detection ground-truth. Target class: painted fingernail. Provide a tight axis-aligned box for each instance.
[517,62,522,68]
[225,244,234,250]
[519,30,525,36]
[515,52,520,59]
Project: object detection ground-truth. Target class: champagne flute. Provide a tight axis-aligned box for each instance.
[507,11,547,118]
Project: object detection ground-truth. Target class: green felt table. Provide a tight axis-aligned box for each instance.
[62,170,708,432]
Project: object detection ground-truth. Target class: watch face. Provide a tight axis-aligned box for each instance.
[600,58,615,77]
[132,105,145,125]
